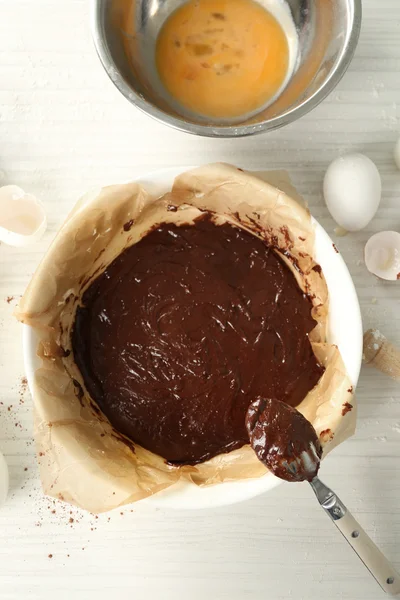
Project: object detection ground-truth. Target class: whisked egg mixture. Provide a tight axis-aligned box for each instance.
[156,0,298,119]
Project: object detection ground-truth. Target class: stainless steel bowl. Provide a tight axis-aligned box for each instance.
[91,0,362,138]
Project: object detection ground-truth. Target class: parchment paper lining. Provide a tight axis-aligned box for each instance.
[16,164,355,513]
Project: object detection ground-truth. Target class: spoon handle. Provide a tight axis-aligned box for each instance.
[310,477,400,595]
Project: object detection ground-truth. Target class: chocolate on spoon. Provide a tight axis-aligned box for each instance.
[246,398,400,596]
[246,397,322,482]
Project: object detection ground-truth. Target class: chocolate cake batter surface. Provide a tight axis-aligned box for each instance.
[72,217,324,465]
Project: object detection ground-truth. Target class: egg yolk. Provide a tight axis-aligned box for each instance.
[156,0,290,119]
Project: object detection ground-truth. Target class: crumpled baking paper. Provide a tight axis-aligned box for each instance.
[16,164,355,513]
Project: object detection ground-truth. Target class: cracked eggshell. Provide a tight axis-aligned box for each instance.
[0,185,47,247]
[0,452,9,507]
[323,154,381,232]
[365,231,400,281]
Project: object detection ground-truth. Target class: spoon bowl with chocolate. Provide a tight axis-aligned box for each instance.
[20,165,363,511]
[247,397,400,595]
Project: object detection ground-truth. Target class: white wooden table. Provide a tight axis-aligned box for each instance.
[0,1,399,598]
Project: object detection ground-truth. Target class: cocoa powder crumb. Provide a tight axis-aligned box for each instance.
[48,554,53,559]
[342,402,353,416]
[333,243,339,254]
[320,428,334,442]
[6,296,14,304]
[123,219,134,232]
[72,379,84,401]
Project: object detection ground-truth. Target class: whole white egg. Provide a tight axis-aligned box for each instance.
[323,153,381,232]
[0,451,8,507]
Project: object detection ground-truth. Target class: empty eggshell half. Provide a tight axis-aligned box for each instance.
[365,231,400,281]
[323,153,381,232]
[0,451,9,507]
[0,185,47,247]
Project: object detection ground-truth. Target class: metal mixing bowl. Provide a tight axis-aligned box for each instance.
[91,0,362,137]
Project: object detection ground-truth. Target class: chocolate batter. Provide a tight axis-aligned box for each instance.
[72,217,324,465]
[246,397,322,482]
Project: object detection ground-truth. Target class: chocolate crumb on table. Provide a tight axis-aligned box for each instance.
[19,376,28,404]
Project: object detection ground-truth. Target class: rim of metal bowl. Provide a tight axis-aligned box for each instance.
[90,0,362,138]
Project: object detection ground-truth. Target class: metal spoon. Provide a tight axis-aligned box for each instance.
[246,398,400,596]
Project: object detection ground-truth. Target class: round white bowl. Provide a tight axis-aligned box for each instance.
[23,167,363,510]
